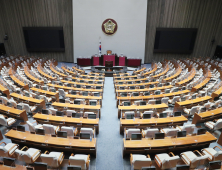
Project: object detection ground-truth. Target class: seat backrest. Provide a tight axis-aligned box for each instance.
[144,128,159,138]
[27,121,35,133]
[43,124,56,135]
[133,157,151,169]
[61,126,74,137]
[182,124,195,134]
[0,115,7,126]
[148,100,156,105]
[69,155,87,169]
[49,108,57,115]
[164,129,178,137]
[143,111,154,117]
[190,155,208,168]
[23,104,31,112]
[84,112,94,117]
[126,129,140,138]
[190,106,199,115]
[66,110,76,117]
[41,154,59,167]
[161,97,169,104]
[172,96,180,103]
[80,128,93,136]
[162,155,180,169]
[214,119,222,130]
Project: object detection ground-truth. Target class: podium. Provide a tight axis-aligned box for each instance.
[105,61,113,67]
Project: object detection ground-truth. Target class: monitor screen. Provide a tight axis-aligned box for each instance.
[3,157,15,167]
[192,95,196,99]
[140,86,145,89]
[42,87,47,91]
[176,165,190,170]
[80,133,90,139]
[200,107,206,112]
[177,131,187,138]
[136,81,140,84]
[57,131,67,138]
[42,109,49,115]
[117,78,121,80]
[56,111,64,116]
[197,128,206,135]
[143,114,151,119]
[174,112,182,117]
[123,102,131,106]
[0,99,2,104]
[25,93,30,97]
[72,112,81,118]
[140,101,146,106]
[82,92,88,96]
[71,91,77,95]
[88,114,96,119]
[144,92,150,96]
[131,133,142,140]
[149,85,154,88]
[35,95,40,99]
[159,113,167,118]
[59,99,65,103]
[94,93,100,96]
[23,27,65,52]
[154,28,197,54]
[76,85,81,88]
[118,82,123,85]
[155,91,161,95]
[89,101,97,106]
[72,79,76,82]
[120,87,125,90]
[133,93,139,96]
[36,129,45,135]
[86,86,91,89]
[80,80,84,83]
[7,102,12,107]
[155,100,161,104]
[126,114,134,119]
[74,100,81,105]
[96,86,101,89]
[29,162,47,170]
[209,161,221,170]
[89,81,93,84]
[128,82,132,84]
[17,125,25,132]
[17,105,23,110]
[67,166,82,170]
[130,86,135,89]
[155,133,165,139]
[121,93,127,97]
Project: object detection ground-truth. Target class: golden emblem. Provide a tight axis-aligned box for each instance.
[103,20,116,34]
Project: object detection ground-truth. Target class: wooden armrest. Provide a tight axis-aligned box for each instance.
[55,126,59,133]
[213,146,222,151]
[44,150,49,154]
[21,146,29,151]
[147,154,150,158]
[8,144,19,156]
[70,153,74,156]
[0,142,6,146]
[176,126,182,131]
[31,150,41,162]
[169,152,175,157]
[155,155,162,167]
[181,153,192,164]
[207,121,215,126]
[58,152,64,164]
[193,150,203,156]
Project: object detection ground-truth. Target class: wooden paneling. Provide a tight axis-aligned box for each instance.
[0,0,73,62]
[145,0,222,63]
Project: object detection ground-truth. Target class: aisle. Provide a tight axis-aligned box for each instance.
[96,77,124,170]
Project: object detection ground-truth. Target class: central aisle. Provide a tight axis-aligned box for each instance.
[96,77,124,170]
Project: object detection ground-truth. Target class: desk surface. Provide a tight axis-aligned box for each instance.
[24,66,44,84]
[118,103,168,110]
[52,102,101,110]
[0,165,26,170]
[164,66,182,81]
[31,87,59,96]
[176,68,196,86]
[10,93,45,104]
[191,77,211,92]
[144,63,158,75]
[5,130,96,148]
[61,80,103,87]
[37,64,56,80]
[47,84,103,92]
[50,64,67,77]
[66,94,102,100]
[152,64,169,78]
[175,96,212,107]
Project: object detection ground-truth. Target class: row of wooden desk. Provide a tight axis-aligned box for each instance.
[24,66,44,85]
[5,130,97,156]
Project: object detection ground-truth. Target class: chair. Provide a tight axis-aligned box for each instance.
[58,89,68,98]
[160,128,179,137]
[84,112,95,117]
[130,154,152,169]
[61,126,76,137]
[26,121,43,133]
[125,129,140,138]
[148,100,156,105]
[143,111,154,118]
[40,151,64,168]
[69,154,90,170]
[168,96,180,104]
[0,142,18,157]
[184,106,199,115]
[155,152,180,169]
[42,124,59,135]
[125,111,135,119]
[161,97,169,105]
[143,128,159,138]
[205,119,222,130]
[0,114,16,126]
[176,124,195,135]
[180,150,208,169]
[202,146,222,161]
[15,146,41,164]
[49,108,57,115]
[80,128,94,137]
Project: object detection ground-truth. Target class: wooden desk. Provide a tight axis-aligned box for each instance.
[191,77,211,92]
[50,63,67,77]
[175,96,212,108]
[212,86,222,100]
[30,87,59,101]
[0,131,3,141]
[72,76,104,82]
[176,68,196,86]
[5,130,97,156]
[134,67,146,74]
[37,64,56,80]
[120,116,187,133]
[192,108,222,124]
[47,84,103,93]
[72,66,85,73]
[144,63,158,76]
[24,66,44,85]
[114,78,147,83]
[115,81,159,88]
[0,104,27,121]
[61,80,104,87]
[33,113,99,133]
[0,165,27,170]
[66,94,102,106]
[118,104,168,118]
[52,102,101,118]
[0,84,10,98]
[10,93,46,109]
[123,132,217,156]
[9,68,29,90]
[163,65,182,82]
[152,64,169,78]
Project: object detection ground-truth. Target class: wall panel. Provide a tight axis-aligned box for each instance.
[0,0,73,62]
[145,0,222,63]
